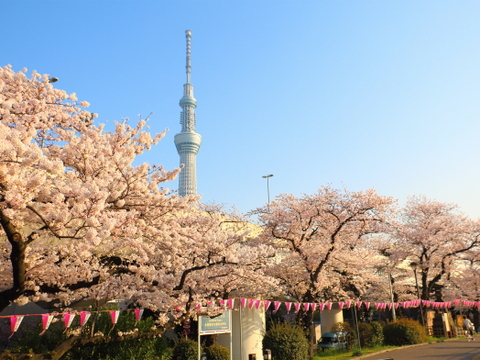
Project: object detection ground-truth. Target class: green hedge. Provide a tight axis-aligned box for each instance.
[205,344,230,360]
[263,322,309,360]
[383,318,426,346]
[172,338,198,360]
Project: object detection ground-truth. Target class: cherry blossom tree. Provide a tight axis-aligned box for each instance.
[0,66,276,358]
[388,196,480,302]
[254,186,395,356]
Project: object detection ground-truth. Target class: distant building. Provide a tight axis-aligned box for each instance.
[174,30,202,196]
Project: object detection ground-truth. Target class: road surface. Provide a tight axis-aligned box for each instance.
[355,339,480,360]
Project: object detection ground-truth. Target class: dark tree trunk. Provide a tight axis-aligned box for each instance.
[0,210,27,312]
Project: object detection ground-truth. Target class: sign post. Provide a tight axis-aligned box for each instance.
[198,310,232,360]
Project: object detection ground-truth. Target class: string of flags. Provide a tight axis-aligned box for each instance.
[1,308,143,339]
[1,298,479,339]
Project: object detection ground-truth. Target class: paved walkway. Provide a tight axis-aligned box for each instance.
[354,339,480,360]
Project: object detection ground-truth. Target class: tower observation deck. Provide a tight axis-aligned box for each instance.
[174,30,202,196]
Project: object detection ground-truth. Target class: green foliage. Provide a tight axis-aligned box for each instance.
[356,322,383,347]
[63,310,170,360]
[357,323,373,347]
[263,322,309,360]
[172,338,199,360]
[369,321,384,347]
[8,319,68,354]
[9,310,171,360]
[330,322,356,350]
[383,318,426,346]
[204,344,230,360]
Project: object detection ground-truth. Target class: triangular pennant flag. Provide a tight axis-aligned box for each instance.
[311,303,317,312]
[326,302,332,311]
[338,302,345,310]
[228,299,235,310]
[80,311,91,326]
[9,316,24,339]
[273,301,282,314]
[248,299,255,309]
[135,308,144,323]
[255,300,263,310]
[303,303,310,312]
[356,301,363,310]
[264,300,272,311]
[285,302,292,314]
[364,302,370,310]
[40,314,55,335]
[294,303,301,314]
[110,310,120,330]
[318,303,326,312]
[240,298,247,309]
[63,313,76,331]
[345,301,352,309]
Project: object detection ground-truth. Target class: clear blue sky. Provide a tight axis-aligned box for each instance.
[3,1,480,218]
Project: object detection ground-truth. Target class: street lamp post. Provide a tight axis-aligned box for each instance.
[262,174,273,212]
[410,262,425,327]
[388,272,396,321]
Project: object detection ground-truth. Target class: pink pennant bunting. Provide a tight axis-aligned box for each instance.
[40,314,55,335]
[248,299,255,309]
[386,303,392,311]
[240,298,247,309]
[285,302,292,314]
[264,300,271,311]
[80,311,91,326]
[318,303,326,312]
[338,302,344,310]
[110,310,120,329]
[356,301,363,310]
[294,303,301,314]
[63,313,75,331]
[9,316,24,339]
[135,308,144,322]
[273,301,281,314]
[255,300,263,310]
[228,299,235,310]
[364,302,370,310]
[326,302,332,311]
[303,303,310,312]
[345,301,352,309]
[311,303,317,312]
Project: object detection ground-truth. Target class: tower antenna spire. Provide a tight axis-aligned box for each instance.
[185,30,192,84]
[175,30,202,196]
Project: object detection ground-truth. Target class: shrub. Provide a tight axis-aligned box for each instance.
[262,322,309,360]
[383,318,426,346]
[8,310,171,360]
[172,338,199,360]
[205,344,230,360]
[330,321,356,350]
[358,323,374,347]
[369,321,384,347]
[356,322,384,347]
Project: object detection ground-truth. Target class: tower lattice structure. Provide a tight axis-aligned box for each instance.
[174,30,202,196]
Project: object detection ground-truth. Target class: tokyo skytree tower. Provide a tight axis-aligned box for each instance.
[174,30,202,196]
